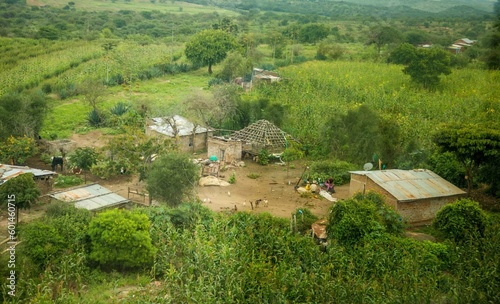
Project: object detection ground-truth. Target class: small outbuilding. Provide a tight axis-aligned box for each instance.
[349,169,466,225]
[50,184,130,211]
[207,136,243,164]
[146,115,213,153]
[0,164,57,193]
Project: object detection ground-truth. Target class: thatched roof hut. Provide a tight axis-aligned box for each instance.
[230,120,288,154]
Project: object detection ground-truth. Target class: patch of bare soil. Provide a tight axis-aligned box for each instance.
[70,130,112,149]
[196,161,349,219]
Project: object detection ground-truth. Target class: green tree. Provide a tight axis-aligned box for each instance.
[316,40,345,60]
[406,47,451,88]
[366,26,403,55]
[433,124,500,195]
[484,0,500,69]
[299,23,330,44]
[185,29,240,74]
[218,51,250,82]
[0,135,37,165]
[0,91,47,140]
[0,173,40,209]
[88,209,156,270]
[387,42,418,65]
[69,147,99,171]
[432,199,489,242]
[146,152,199,207]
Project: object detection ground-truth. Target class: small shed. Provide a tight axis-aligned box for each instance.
[146,115,213,153]
[207,136,243,164]
[230,120,288,156]
[0,164,57,193]
[50,184,130,211]
[349,169,466,224]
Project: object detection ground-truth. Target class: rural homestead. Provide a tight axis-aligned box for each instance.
[0,0,498,303]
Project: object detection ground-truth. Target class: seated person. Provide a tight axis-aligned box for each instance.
[325,177,335,193]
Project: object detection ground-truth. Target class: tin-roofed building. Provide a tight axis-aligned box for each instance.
[50,184,129,211]
[349,169,466,224]
[146,115,213,153]
[0,164,57,193]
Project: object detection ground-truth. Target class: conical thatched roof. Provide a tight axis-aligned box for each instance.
[230,120,287,153]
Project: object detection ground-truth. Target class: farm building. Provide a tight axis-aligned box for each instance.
[146,115,213,153]
[349,169,466,224]
[230,120,289,157]
[50,183,130,211]
[0,164,57,193]
[207,136,243,164]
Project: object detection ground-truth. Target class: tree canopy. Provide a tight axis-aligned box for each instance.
[146,152,199,207]
[389,43,451,88]
[185,29,240,74]
[433,123,500,195]
[0,173,40,209]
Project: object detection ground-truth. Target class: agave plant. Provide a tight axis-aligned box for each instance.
[110,102,130,116]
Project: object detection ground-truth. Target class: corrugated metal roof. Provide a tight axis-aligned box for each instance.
[50,184,129,211]
[149,115,212,137]
[350,169,466,202]
[0,164,56,185]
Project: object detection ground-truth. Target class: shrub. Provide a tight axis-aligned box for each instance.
[327,191,404,245]
[294,208,318,235]
[208,77,224,87]
[146,153,199,207]
[258,149,269,165]
[432,199,489,242]
[247,173,260,179]
[309,160,357,185]
[54,175,83,188]
[228,171,236,184]
[88,209,156,270]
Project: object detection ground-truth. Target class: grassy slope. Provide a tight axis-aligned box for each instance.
[27,0,238,15]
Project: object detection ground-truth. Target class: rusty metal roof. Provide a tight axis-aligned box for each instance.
[50,184,129,211]
[350,169,466,202]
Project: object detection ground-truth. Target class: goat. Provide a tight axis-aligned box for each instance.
[51,156,64,172]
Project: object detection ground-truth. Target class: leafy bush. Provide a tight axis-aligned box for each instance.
[208,77,224,87]
[146,153,199,207]
[228,171,236,184]
[88,209,156,270]
[294,208,318,235]
[327,191,404,246]
[54,175,83,188]
[309,159,357,185]
[258,149,269,165]
[19,203,91,269]
[428,151,467,188]
[432,199,489,242]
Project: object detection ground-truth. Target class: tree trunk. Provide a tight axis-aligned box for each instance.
[208,63,213,74]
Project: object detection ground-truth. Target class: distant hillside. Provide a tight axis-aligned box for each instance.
[335,0,495,13]
[182,0,494,20]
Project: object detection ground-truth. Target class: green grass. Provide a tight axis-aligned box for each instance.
[41,71,211,139]
[29,0,238,15]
